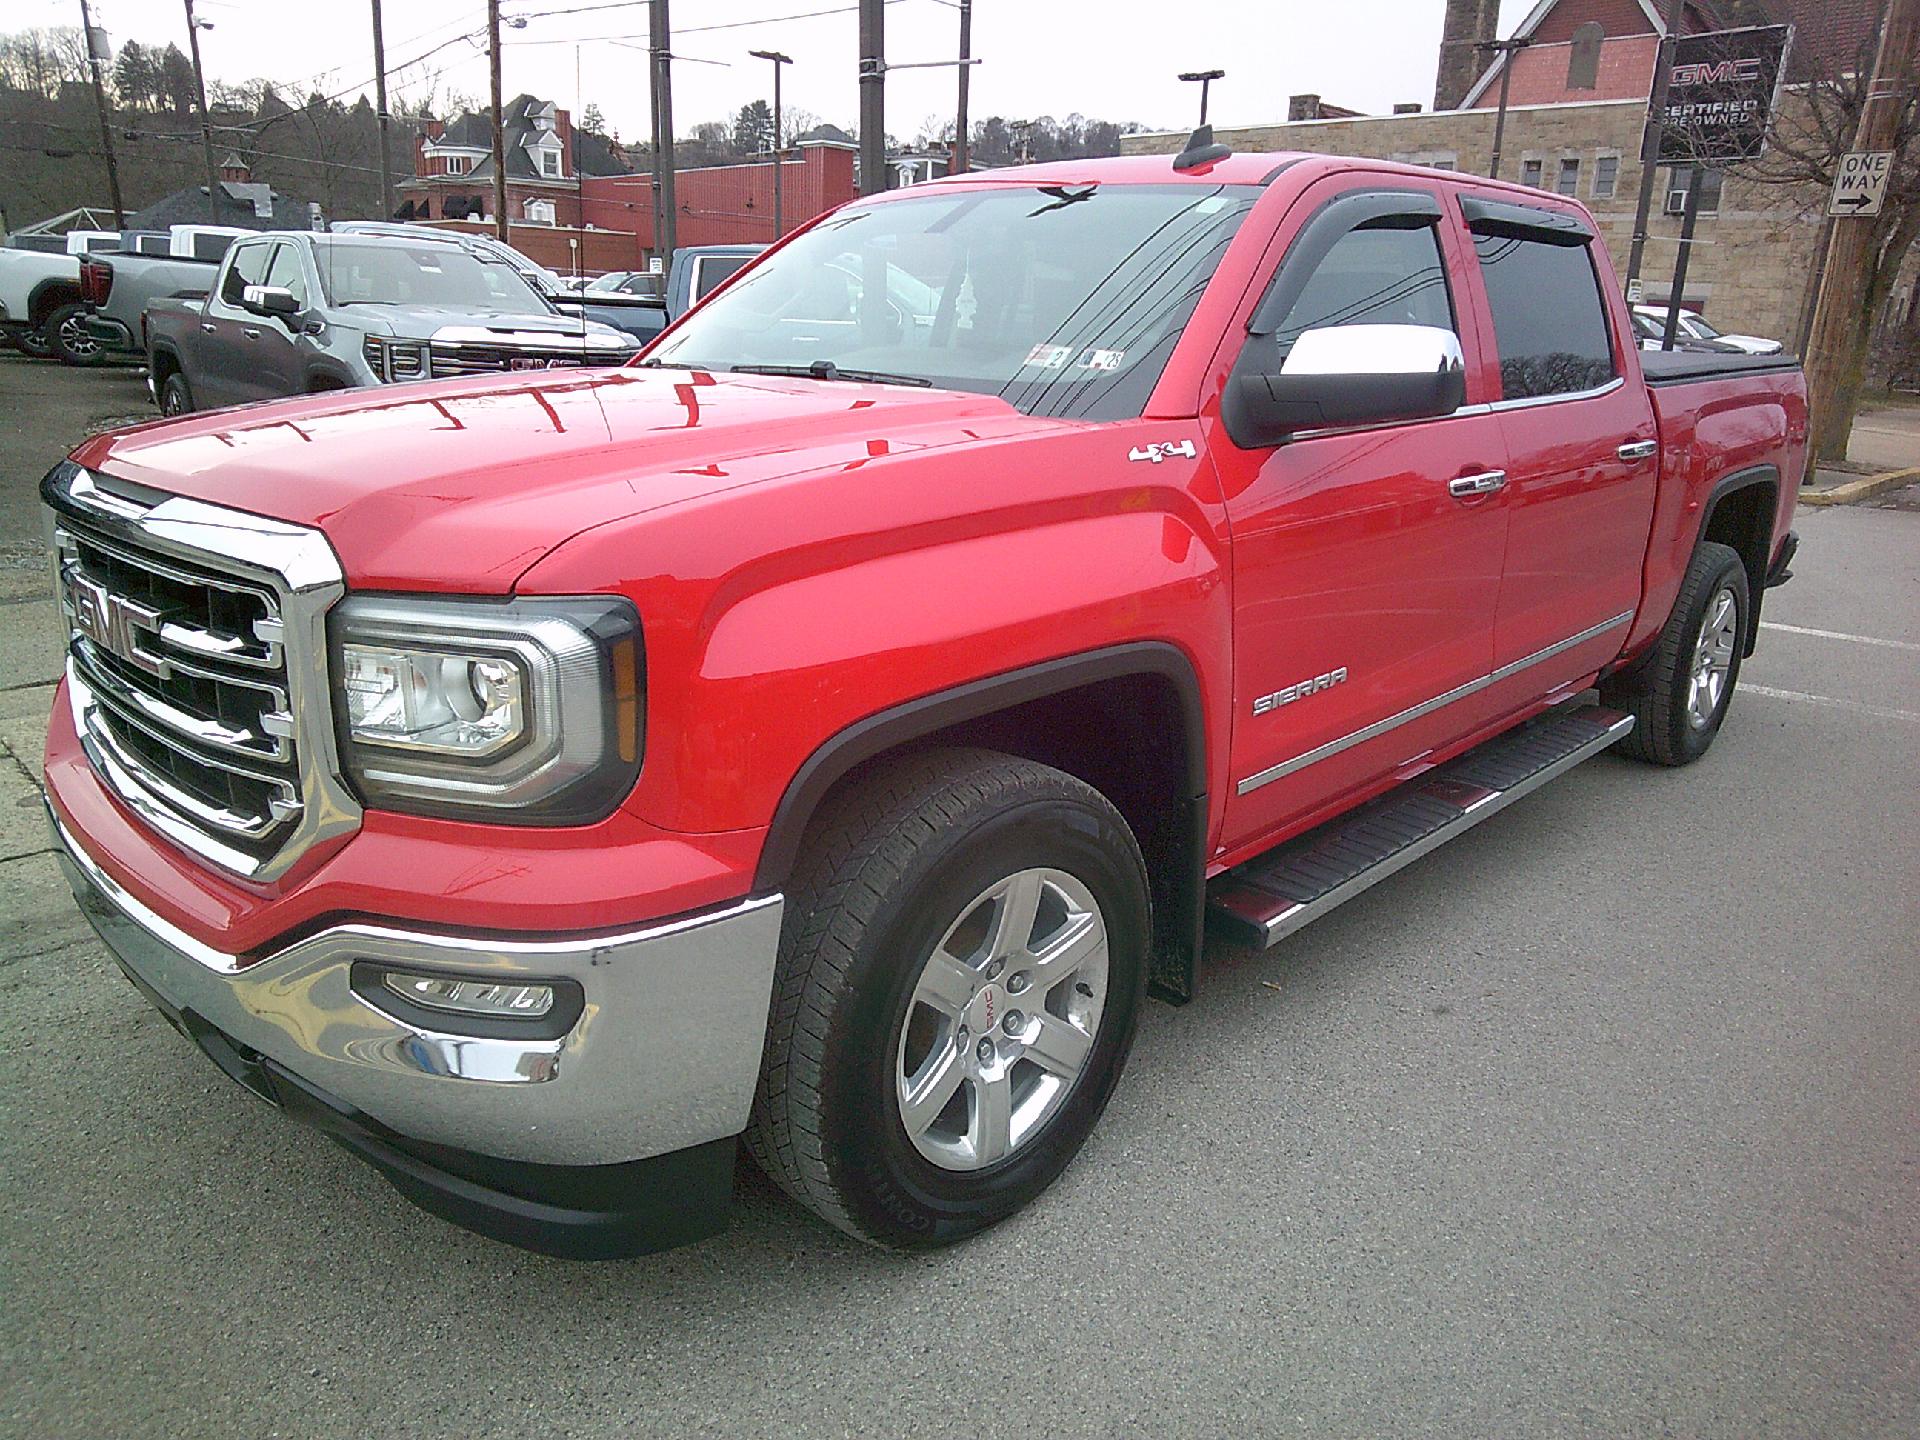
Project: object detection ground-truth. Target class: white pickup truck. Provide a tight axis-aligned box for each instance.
[1,226,246,364]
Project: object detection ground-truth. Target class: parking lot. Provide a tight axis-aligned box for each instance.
[0,351,1915,1438]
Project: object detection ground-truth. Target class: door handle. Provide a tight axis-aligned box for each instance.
[1617,439,1659,462]
[243,327,261,340]
[199,322,217,333]
[1448,470,1508,497]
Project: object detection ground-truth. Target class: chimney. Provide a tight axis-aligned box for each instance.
[217,150,251,183]
[1393,102,1423,114]
[1288,93,1322,122]
[1434,0,1501,111]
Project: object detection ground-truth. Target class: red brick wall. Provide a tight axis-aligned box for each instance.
[1468,32,1663,104]
[578,144,856,258]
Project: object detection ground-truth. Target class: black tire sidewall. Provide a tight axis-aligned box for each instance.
[160,374,193,415]
[49,305,101,367]
[819,792,1148,1247]
[1667,551,1749,762]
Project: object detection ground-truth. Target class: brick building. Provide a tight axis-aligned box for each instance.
[1123,0,1912,351]
[394,95,857,275]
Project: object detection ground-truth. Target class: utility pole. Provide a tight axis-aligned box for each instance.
[1477,38,1529,179]
[954,0,972,174]
[1624,0,1688,300]
[749,49,791,238]
[1803,0,1920,461]
[182,0,220,224]
[650,0,677,261]
[371,0,394,220]
[1178,69,1225,127]
[488,0,509,240]
[78,0,125,227]
[1659,163,1706,348]
[858,0,885,196]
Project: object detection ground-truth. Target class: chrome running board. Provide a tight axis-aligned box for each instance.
[1207,705,1634,949]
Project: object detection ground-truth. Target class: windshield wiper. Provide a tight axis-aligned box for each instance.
[730,361,931,388]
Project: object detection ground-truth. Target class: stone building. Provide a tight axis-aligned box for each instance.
[1122,0,1913,352]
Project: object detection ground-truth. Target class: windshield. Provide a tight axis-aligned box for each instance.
[1682,314,1723,339]
[314,243,546,311]
[648,183,1258,419]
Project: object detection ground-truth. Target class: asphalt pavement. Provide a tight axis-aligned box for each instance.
[0,352,1915,1438]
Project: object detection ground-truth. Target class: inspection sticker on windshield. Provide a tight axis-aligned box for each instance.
[1077,348,1124,371]
[1022,343,1074,369]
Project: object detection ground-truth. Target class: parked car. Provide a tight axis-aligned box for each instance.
[75,225,252,366]
[144,229,638,413]
[2,229,136,359]
[1628,308,1747,354]
[1633,303,1783,354]
[43,147,1804,1259]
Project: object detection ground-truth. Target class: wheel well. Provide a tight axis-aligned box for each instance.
[1701,472,1776,652]
[306,373,350,392]
[29,281,81,328]
[761,649,1209,1004]
[150,347,181,386]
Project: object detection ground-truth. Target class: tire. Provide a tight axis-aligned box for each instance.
[1602,540,1749,766]
[747,747,1150,1249]
[47,304,103,367]
[159,372,194,416]
[15,324,53,359]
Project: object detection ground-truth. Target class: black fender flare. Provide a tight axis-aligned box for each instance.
[28,278,82,328]
[303,364,357,392]
[754,641,1208,890]
[1697,463,1780,652]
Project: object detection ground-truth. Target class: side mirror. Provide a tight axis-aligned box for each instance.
[1226,323,1467,446]
[240,283,301,318]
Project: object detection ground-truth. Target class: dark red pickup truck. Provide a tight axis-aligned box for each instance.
[42,144,1804,1257]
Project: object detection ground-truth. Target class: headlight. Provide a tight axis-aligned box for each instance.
[330,594,642,824]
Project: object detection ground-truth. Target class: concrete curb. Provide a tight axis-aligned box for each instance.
[1800,466,1920,507]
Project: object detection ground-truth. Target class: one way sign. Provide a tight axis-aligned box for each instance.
[1829,150,1892,218]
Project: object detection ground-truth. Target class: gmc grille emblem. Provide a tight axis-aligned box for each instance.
[64,569,168,677]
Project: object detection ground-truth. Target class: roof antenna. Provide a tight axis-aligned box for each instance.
[1173,124,1231,171]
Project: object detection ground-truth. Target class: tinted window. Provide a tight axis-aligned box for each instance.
[1473,234,1615,399]
[692,255,750,300]
[220,243,274,304]
[311,243,542,310]
[1272,223,1455,362]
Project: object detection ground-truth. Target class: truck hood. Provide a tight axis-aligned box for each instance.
[356,304,633,346]
[71,366,1054,591]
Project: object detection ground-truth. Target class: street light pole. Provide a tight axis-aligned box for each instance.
[1477,38,1529,179]
[77,0,125,227]
[1178,69,1225,127]
[749,49,791,239]
[181,0,220,224]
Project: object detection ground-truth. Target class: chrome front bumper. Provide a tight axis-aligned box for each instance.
[50,801,784,1168]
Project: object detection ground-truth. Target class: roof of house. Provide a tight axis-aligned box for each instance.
[417,93,630,182]
[127,181,318,231]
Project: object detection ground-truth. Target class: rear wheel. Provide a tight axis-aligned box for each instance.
[47,304,103,367]
[15,324,53,359]
[747,748,1149,1248]
[159,372,194,416]
[1603,540,1749,766]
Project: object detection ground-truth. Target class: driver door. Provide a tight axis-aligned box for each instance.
[1207,175,1513,854]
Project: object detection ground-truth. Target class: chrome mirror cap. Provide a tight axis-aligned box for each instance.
[1280,323,1465,379]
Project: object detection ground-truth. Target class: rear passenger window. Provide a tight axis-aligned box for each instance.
[1472,234,1616,400]
[1274,224,1455,362]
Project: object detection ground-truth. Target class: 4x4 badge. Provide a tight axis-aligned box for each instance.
[1128,440,1197,464]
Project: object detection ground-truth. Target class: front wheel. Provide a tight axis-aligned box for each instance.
[158,372,194,416]
[1603,540,1750,765]
[747,748,1149,1249]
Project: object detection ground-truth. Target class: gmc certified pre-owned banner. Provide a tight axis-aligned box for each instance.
[1657,24,1792,164]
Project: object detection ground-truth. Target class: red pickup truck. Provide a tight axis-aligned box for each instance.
[42,143,1805,1257]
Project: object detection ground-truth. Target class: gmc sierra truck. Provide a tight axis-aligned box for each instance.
[42,142,1805,1259]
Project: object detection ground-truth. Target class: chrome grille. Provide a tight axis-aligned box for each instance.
[428,342,621,377]
[44,463,359,881]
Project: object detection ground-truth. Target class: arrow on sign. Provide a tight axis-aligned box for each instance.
[1835,192,1874,213]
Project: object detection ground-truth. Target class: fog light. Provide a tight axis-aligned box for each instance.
[382,972,555,1019]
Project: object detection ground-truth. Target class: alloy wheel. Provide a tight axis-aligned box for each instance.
[1687,586,1739,728]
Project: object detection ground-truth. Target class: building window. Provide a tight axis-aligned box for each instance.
[1664,168,1724,216]
[1521,158,1543,189]
[523,198,556,225]
[1556,157,1581,196]
[444,155,470,176]
[1593,154,1619,198]
[539,148,561,178]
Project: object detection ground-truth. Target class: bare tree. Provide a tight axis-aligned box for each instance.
[1723,10,1920,459]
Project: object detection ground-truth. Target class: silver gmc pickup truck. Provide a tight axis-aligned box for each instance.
[144,229,638,414]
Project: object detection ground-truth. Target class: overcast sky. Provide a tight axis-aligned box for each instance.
[19,0,1536,143]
